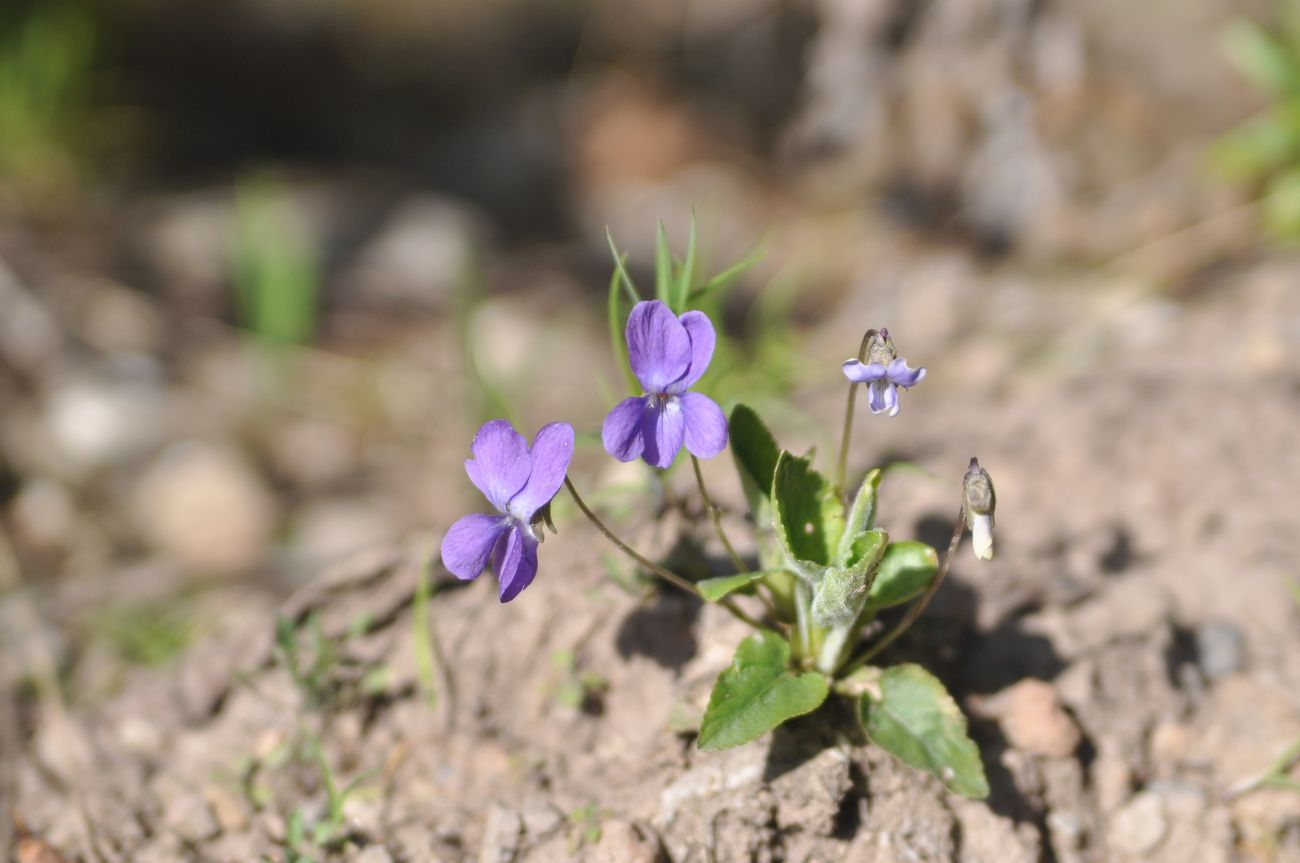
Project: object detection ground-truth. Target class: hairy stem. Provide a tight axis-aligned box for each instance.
[794,580,813,661]
[841,506,966,674]
[835,330,874,496]
[691,455,747,573]
[564,477,765,630]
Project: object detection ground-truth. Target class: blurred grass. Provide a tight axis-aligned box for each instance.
[1211,1,1300,241]
[234,174,320,348]
[0,2,98,208]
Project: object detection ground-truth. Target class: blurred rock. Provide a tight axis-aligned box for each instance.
[982,679,1081,758]
[71,281,167,357]
[9,478,75,551]
[290,499,395,571]
[338,196,483,310]
[133,191,232,311]
[592,819,658,863]
[132,441,278,575]
[44,372,169,474]
[1195,621,1244,681]
[266,417,359,488]
[477,803,521,863]
[0,259,60,374]
[1108,791,1167,855]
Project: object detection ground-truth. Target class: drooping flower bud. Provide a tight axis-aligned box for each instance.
[963,457,996,561]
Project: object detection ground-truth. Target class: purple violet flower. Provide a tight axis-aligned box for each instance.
[841,327,926,417]
[602,300,727,469]
[440,419,574,602]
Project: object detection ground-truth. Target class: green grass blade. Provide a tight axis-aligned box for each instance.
[605,227,640,303]
[655,220,673,305]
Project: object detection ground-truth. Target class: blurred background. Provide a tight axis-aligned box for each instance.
[3,0,1300,860]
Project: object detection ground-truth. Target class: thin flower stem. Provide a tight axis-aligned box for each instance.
[840,506,966,675]
[564,477,765,630]
[691,455,747,574]
[835,330,874,496]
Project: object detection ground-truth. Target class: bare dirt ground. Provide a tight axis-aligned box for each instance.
[7,241,1300,863]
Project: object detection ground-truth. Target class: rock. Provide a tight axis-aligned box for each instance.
[1195,621,1244,680]
[132,441,278,575]
[158,785,219,844]
[477,803,522,863]
[44,374,168,473]
[353,846,395,863]
[1092,750,1132,813]
[338,196,483,310]
[9,478,75,550]
[0,259,60,373]
[266,418,358,488]
[987,679,1081,758]
[591,819,658,863]
[1108,791,1167,856]
[289,499,395,572]
[520,799,565,838]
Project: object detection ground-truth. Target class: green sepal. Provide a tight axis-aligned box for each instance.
[857,664,989,799]
[698,630,830,751]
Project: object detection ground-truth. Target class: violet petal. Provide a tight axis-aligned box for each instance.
[440,513,509,581]
[626,300,692,393]
[667,310,717,394]
[680,392,727,459]
[867,380,898,415]
[494,524,540,602]
[508,422,575,520]
[602,396,649,462]
[843,359,887,383]
[641,396,686,469]
[464,419,532,512]
[886,357,926,388]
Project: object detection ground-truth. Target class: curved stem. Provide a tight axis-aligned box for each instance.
[563,477,765,630]
[840,506,966,675]
[835,330,874,496]
[691,455,747,573]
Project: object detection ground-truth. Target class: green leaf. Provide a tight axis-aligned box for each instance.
[697,570,782,602]
[729,404,780,512]
[606,256,640,394]
[812,529,887,628]
[604,227,640,303]
[698,630,830,751]
[867,542,939,609]
[674,212,697,312]
[1223,19,1300,97]
[837,468,882,565]
[655,221,673,306]
[857,664,988,799]
[772,451,844,578]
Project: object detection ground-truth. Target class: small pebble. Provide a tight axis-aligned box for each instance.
[1109,791,1167,855]
[1195,621,1244,680]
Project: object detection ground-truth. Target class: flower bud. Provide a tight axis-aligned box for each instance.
[864,327,897,366]
[963,458,996,560]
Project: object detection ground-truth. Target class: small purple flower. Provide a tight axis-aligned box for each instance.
[440,419,574,602]
[602,300,727,469]
[841,327,926,417]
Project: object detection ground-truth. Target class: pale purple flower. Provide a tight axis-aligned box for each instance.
[440,419,574,602]
[602,300,727,469]
[841,327,926,417]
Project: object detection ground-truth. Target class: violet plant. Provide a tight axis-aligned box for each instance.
[440,222,997,798]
